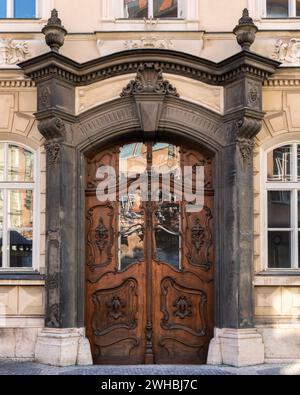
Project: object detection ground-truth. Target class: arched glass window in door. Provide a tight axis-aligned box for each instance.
[118,142,181,270]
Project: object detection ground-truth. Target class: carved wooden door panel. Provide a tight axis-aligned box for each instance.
[85,147,147,364]
[86,142,214,365]
[152,145,214,364]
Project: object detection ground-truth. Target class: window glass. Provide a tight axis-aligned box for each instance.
[268,191,291,228]
[9,229,32,267]
[268,231,291,268]
[8,145,34,182]
[297,0,300,16]
[14,0,35,18]
[152,143,181,269]
[267,145,292,182]
[153,0,178,18]
[267,0,289,17]
[298,191,300,228]
[124,0,148,18]
[0,190,3,268]
[0,143,4,181]
[119,143,147,270]
[298,145,300,181]
[0,0,7,18]
[8,189,33,229]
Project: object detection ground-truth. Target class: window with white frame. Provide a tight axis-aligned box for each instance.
[266,143,300,269]
[0,143,35,269]
[123,0,184,19]
[265,0,300,18]
[0,0,37,19]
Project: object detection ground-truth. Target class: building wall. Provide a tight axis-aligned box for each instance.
[0,0,300,362]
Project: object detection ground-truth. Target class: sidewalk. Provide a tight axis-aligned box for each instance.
[0,361,300,375]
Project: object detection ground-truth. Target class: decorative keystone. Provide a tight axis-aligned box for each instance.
[233,9,258,51]
[42,9,67,53]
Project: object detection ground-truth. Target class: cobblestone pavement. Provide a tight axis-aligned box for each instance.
[0,361,300,375]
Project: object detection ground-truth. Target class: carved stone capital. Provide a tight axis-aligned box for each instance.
[235,116,262,140]
[44,142,61,166]
[38,117,65,141]
[236,137,255,161]
[121,62,179,97]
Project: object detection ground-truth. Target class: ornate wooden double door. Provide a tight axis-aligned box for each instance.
[85,140,214,365]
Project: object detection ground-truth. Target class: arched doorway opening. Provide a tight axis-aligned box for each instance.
[85,138,215,364]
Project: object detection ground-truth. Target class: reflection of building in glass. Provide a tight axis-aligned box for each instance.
[0,143,34,268]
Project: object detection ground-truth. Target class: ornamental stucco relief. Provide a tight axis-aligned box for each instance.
[0,39,30,65]
[272,38,300,65]
[124,37,174,50]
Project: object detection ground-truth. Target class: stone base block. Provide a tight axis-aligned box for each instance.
[220,328,265,367]
[35,328,93,367]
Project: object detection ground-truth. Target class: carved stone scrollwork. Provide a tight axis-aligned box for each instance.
[38,117,66,166]
[173,296,193,320]
[235,116,262,140]
[44,142,61,166]
[121,63,179,97]
[38,117,65,141]
[237,137,255,161]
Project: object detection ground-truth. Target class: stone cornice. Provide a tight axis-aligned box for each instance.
[0,79,35,88]
[19,48,280,87]
[263,68,300,87]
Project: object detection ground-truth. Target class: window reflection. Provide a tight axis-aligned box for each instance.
[268,231,291,268]
[0,144,4,181]
[119,143,147,270]
[8,145,34,182]
[0,190,3,232]
[298,145,300,181]
[152,143,181,269]
[267,0,289,18]
[9,230,32,268]
[0,231,2,268]
[155,201,180,268]
[267,145,291,181]
[268,191,291,228]
[124,0,148,18]
[153,0,178,18]
[8,190,33,229]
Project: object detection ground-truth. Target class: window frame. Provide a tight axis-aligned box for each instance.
[0,0,38,19]
[263,0,300,18]
[262,141,300,271]
[0,141,39,272]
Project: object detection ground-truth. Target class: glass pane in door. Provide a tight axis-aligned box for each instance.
[155,200,180,268]
[119,143,147,270]
[152,143,181,268]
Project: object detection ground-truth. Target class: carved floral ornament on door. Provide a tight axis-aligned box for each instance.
[17,9,281,367]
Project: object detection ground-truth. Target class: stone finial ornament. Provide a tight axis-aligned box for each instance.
[233,9,258,51]
[42,9,67,53]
